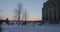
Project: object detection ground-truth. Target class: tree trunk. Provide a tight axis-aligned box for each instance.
[0,23,2,32]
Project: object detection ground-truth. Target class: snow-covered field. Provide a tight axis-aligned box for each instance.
[1,22,60,32]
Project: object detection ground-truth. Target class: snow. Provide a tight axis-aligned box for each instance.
[1,22,60,32]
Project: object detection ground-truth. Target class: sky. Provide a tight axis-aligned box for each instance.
[0,0,47,21]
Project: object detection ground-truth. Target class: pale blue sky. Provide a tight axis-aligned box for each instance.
[0,0,47,20]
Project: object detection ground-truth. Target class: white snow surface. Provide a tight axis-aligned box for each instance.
[1,22,60,32]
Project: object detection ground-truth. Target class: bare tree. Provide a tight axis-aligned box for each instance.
[14,2,23,22]
[0,10,3,32]
[21,10,29,25]
[0,10,3,20]
[22,10,28,21]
